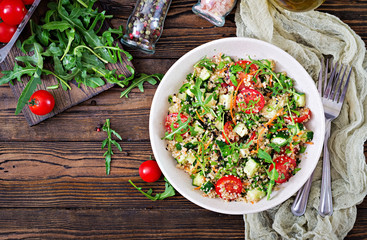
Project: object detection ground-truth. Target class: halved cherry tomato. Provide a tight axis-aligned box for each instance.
[0,0,27,26]
[164,113,189,133]
[0,22,16,43]
[28,90,55,115]
[215,175,243,200]
[139,160,162,183]
[268,155,297,184]
[222,121,239,144]
[235,60,258,74]
[285,108,311,123]
[236,88,265,114]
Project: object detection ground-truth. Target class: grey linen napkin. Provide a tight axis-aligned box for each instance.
[235,0,367,239]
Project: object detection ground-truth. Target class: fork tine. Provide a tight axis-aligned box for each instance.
[330,64,344,100]
[322,59,329,97]
[333,65,347,101]
[324,61,338,98]
[338,67,352,104]
[318,60,323,94]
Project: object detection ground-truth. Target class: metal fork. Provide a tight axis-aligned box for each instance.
[291,59,352,217]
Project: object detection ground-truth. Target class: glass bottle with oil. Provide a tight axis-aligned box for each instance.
[270,0,325,12]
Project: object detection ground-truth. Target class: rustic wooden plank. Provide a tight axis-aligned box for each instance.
[0,0,133,126]
[0,208,244,239]
[0,141,366,210]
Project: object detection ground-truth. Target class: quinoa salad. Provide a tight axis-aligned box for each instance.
[163,54,314,202]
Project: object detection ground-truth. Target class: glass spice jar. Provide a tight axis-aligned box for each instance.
[121,0,172,54]
[192,0,237,27]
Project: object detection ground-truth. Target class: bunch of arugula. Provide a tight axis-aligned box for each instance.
[0,0,163,114]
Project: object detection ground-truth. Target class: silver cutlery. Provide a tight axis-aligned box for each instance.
[291,59,352,217]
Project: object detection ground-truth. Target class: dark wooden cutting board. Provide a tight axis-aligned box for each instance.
[0,1,133,126]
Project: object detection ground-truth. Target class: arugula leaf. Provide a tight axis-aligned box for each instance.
[15,68,42,115]
[128,177,175,201]
[101,118,122,175]
[120,73,163,98]
[257,149,279,200]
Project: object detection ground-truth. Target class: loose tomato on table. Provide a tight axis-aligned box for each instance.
[0,22,16,43]
[139,160,162,183]
[236,87,265,114]
[0,0,27,26]
[268,155,297,184]
[164,113,189,134]
[28,90,55,115]
[215,175,243,200]
[222,121,239,144]
[285,108,311,123]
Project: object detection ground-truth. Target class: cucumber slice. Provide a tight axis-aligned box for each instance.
[186,151,196,164]
[192,174,205,187]
[300,130,314,142]
[205,93,217,108]
[214,120,223,131]
[201,181,215,194]
[243,158,259,178]
[222,56,233,63]
[177,92,186,100]
[193,121,205,136]
[246,188,266,202]
[176,153,187,164]
[219,94,231,110]
[294,92,306,107]
[260,94,287,119]
[288,123,304,135]
[199,68,212,80]
[233,123,248,137]
[271,137,288,147]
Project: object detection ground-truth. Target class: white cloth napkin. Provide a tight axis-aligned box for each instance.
[235,0,367,239]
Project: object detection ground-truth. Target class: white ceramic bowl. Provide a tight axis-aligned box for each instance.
[149,37,325,215]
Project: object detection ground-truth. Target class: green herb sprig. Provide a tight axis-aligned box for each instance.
[101,119,122,175]
[129,178,175,201]
[257,149,279,200]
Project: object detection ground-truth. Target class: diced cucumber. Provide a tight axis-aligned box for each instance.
[214,120,223,131]
[246,188,266,202]
[199,68,212,80]
[201,181,215,194]
[222,56,233,63]
[176,153,187,164]
[219,94,232,110]
[293,92,306,107]
[300,130,314,142]
[186,85,195,97]
[233,123,248,137]
[239,148,250,158]
[260,94,287,119]
[243,158,259,178]
[205,93,217,108]
[271,136,288,147]
[177,92,187,100]
[168,104,180,114]
[192,174,205,187]
[193,121,205,136]
[288,122,304,135]
[186,151,196,164]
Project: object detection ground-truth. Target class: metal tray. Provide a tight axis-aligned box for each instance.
[0,0,41,63]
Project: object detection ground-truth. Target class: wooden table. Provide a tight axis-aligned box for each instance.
[0,0,366,239]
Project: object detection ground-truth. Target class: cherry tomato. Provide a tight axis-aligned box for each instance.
[0,0,27,26]
[22,0,34,5]
[164,113,189,133]
[285,108,311,123]
[222,121,239,144]
[0,22,16,43]
[235,60,258,74]
[268,155,297,184]
[215,175,243,200]
[236,88,265,114]
[139,160,162,183]
[28,90,55,115]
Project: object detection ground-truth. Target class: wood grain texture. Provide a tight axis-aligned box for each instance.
[0,1,133,126]
[0,0,366,239]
